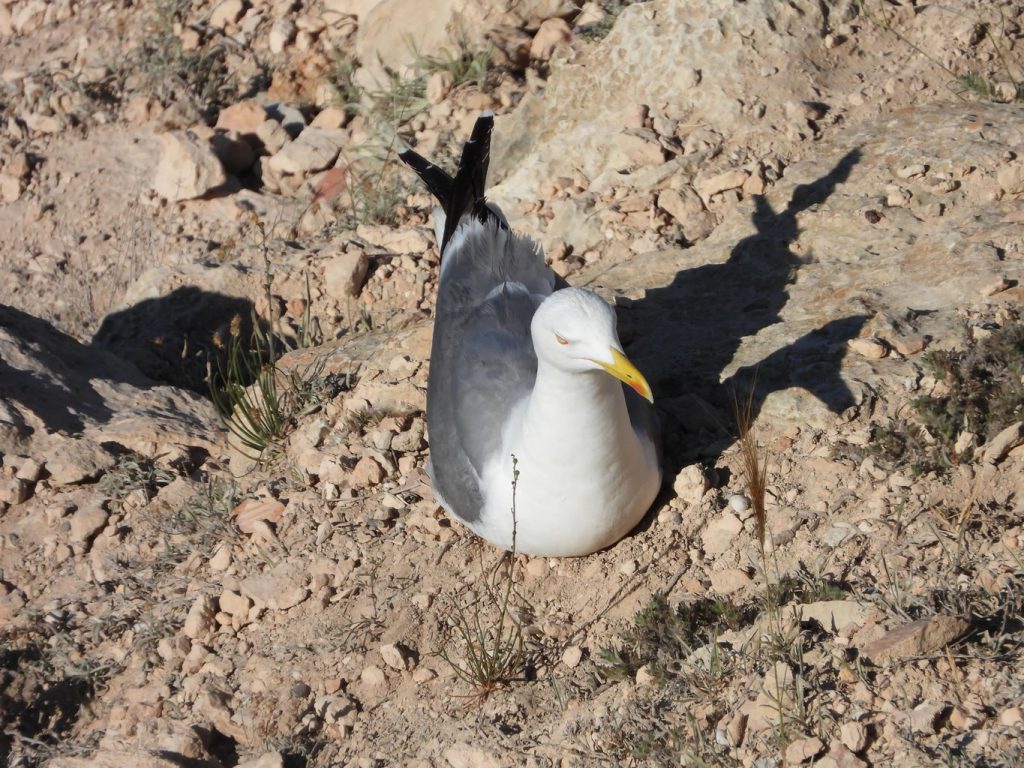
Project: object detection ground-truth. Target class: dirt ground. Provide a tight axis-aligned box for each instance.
[1,1,1023,766]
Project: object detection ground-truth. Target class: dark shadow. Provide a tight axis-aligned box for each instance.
[92,286,257,394]
[617,149,867,472]
[0,304,149,435]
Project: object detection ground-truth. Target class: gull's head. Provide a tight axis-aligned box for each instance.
[531,288,654,402]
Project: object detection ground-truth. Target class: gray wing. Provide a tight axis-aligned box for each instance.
[427,220,555,523]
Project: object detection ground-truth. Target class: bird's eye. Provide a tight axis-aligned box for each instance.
[555,334,570,345]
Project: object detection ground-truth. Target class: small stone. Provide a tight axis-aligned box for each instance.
[153,131,227,201]
[14,458,43,482]
[696,169,750,201]
[949,705,982,730]
[672,464,709,505]
[849,337,888,359]
[530,17,572,61]
[618,559,638,576]
[701,512,743,555]
[840,721,867,752]
[891,334,926,356]
[426,70,453,105]
[725,712,747,747]
[980,277,1011,297]
[351,456,384,488]
[728,494,751,516]
[575,2,606,27]
[324,251,370,297]
[861,615,969,663]
[379,642,412,671]
[360,664,386,687]
[310,106,348,129]
[233,497,285,534]
[910,701,945,734]
[269,18,297,53]
[219,589,251,618]
[885,184,912,207]
[981,421,1023,465]
[998,706,1022,726]
[69,501,109,544]
[991,81,1017,103]
[209,543,232,571]
[785,736,825,764]
[0,172,22,203]
[896,163,927,179]
[635,664,657,687]
[709,568,751,595]
[209,0,244,30]
[268,127,346,176]
[236,754,284,768]
[412,667,436,683]
[996,161,1024,195]
[184,594,218,639]
[562,645,583,668]
[255,119,290,154]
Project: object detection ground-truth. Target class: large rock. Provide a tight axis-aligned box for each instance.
[492,0,833,201]
[572,103,1024,438]
[267,127,347,177]
[0,305,223,464]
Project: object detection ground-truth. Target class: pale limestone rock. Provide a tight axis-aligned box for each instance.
[530,17,571,61]
[268,127,346,176]
[701,512,743,555]
[0,172,21,203]
[269,18,297,53]
[561,645,583,668]
[910,701,946,734]
[183,594,218,639]
[379,642,412,671]
[209,0,244,30]
[785,737,825,764]
[324,250,370,297]
[256,118,290,154]
[219,589,252,618]
[426,70,453,105]
[981,421,1023,465]
[848,337,888,359]
[236,755,284,768]
[709,568,751,595]
[360,664,386,687]
[672,464,708,504]
[696,169,750,201]
[69,501,108,544]
[860,615,968,663]
[351,456,384,488]
[840,721,868,753]
[153,131,227,201]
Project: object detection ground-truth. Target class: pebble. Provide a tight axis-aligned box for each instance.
[69,501,108,545]
[184,594,218,639]
[709,568,751,595]
[998,706,1022,726]
[530,18,571,61]
[269,18,297,54]
[672,464,709,505]
[351,456,385,488]
[561,645,583,668]
[840,721,868,752]
[728,493,751,516]
[360,664,386,688]
[208,543,232,571]
[618,559,638,576]
[848,337,888,359]
[785,736,825,764]
[910,701,945,734]
[860,615,968,663]
[324,251,370,298]
[896,163,927,179]
[379,642,412,671]
[701,512,743,555]
[152,131,227,202]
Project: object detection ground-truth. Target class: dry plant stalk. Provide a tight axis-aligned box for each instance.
[733,389,768,551]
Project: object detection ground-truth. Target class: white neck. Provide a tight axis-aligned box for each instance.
[517,357,634,464]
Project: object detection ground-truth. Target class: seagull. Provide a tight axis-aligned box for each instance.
[399,112,661,557]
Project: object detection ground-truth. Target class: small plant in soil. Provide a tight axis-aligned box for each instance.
[440,457,526,699]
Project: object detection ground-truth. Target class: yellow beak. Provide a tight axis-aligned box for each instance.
[594,347,654,403]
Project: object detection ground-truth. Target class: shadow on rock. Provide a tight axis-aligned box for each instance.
[620,148,867,471]
[92,286,257,393]
[0,305,148,435]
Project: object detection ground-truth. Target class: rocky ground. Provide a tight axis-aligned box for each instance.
[1,0,1023,766]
